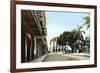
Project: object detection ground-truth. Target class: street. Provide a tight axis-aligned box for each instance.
[43,53,90,62]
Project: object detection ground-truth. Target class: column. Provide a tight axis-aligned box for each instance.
[31,37,34,60]
[27,37,31,61]
[53,40,55,52]
[21,31,26,63]
[34,37,37,58]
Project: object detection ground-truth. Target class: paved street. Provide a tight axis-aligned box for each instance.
[43,53,90,62]
[33,52,90,62]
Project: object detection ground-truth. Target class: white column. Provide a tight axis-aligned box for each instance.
[54,41,56,52]
[55,41,57,52]
[51,42,53,52]
[25,38,27,61]
[34,37,37,55]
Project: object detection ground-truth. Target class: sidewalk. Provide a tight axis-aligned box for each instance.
[34,54,48,62]
[68,53,90,57]
[63,53,90,60]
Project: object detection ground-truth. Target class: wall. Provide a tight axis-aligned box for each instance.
[0,0,100,73]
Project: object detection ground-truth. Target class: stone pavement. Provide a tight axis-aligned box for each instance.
[33,53,90,62]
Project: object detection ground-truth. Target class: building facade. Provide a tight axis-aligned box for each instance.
[21,10,48,63]
[49,37,72,53]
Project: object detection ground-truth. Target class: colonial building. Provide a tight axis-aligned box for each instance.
[21,10,48,63]
[49,37,72,53]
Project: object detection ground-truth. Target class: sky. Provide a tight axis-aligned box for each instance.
[45,11,90,48]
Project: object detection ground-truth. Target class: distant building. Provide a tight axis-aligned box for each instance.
[21,10,48,63]
[50,37,72,53]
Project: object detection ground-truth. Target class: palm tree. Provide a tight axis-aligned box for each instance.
[71,25,85,53]
[84,16,90,29]
[72,24,85,40]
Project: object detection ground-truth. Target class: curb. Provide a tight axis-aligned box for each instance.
[42,54,49,62]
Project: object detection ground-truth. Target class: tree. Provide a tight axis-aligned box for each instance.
[57,24,85,53]
[72,24,85,41]
[85,36,90,48]
[57,31,73,46]
[71,25,85,52]
[84,16,90,29]
[57,30,84,53]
